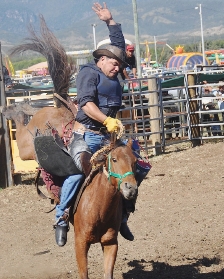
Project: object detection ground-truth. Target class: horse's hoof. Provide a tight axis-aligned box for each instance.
[120,222,134,241]
[55,225,69,247]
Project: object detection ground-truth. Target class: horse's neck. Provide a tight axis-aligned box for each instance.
[15,120,36,160]
[57,105,74,120]
[15,119,28,136]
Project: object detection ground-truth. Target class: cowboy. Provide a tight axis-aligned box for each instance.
[54,2,135,247]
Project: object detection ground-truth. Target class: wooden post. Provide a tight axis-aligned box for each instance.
[0,43,13,187]
[147,76,162,155]
[187,74,201,147]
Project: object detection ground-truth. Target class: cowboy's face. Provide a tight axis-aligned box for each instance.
[126,50,134,58]
[100,56,121,78]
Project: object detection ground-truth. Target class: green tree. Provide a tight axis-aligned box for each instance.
[12,57,46,71]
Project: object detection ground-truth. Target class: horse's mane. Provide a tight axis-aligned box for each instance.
[10,15,71,105]
[90,139,126,167]
[113,139,125,149]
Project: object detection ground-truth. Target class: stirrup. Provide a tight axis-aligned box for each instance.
[53,208,70,228]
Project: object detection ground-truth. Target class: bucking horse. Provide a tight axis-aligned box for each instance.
[1,16,139,279]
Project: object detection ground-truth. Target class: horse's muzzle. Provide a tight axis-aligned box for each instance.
[122,182,138,200]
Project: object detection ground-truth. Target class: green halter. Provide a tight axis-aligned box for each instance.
[107,153,134,191]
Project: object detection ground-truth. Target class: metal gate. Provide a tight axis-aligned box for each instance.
[119,72,224,154]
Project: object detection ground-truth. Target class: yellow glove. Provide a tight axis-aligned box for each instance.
[103,117,121,133]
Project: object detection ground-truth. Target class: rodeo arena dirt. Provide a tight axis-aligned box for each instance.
[1,140,224,279]
[2,69,224,278]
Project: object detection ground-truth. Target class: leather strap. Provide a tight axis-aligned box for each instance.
[73,121,86,134]
[35,168,56,213]
[73,121,108,135]
[54,93,77,116]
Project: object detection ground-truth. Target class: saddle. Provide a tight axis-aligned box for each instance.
[34,127,93,208]
[34,128,92,177]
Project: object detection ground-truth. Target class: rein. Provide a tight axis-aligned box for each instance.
[107,153,134,191]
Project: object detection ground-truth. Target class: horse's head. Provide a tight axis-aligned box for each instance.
[1,103,17,120]
[1,102,39,121]
[106,138,138,200]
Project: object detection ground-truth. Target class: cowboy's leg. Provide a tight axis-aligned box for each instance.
[122,161,148,216]
[41,169,63,204]
[55,173,84,247]
[56,130,104,223]
[57,130,107,222]
[55,131,107,247]
[120,138,150,241]
[84,130,108,153]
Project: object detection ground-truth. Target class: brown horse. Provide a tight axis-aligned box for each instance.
[74,139,137,279]
[2,104,75,160]
[2,100,75,203]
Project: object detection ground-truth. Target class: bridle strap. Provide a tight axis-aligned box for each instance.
[107,153,134,191]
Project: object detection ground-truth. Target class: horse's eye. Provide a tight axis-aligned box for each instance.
[112,158,117,162]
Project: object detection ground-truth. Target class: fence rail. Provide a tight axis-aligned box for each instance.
[120,72,224,154]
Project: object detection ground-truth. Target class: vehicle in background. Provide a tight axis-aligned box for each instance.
[12,78,28,85]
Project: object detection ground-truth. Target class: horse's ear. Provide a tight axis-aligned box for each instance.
[126,138,133,149]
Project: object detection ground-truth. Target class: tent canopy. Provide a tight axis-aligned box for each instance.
[167,52,209,70]
[26,61,48,71]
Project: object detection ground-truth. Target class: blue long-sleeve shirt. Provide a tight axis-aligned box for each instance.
[75,23,125,126]
[108,23,125,51]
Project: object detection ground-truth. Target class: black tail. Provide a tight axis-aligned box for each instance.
[10,15,71,102]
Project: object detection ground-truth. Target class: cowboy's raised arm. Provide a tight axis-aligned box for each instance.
[92,2,125,51]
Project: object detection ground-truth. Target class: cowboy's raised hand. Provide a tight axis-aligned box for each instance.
[92,2,112,22]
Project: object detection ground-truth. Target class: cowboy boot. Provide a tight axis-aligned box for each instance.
[120,213,134,241]
[54,209,70,247]
[119,198,136,241]
[55,223,69,247]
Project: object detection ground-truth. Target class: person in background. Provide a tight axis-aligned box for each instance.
[202,80,213,94]
[2,65,12,90]
[216,85,224,127]
[120,44,137,81]
[216,85,224,109]
[162,91,180,139]
[202,84,222,136]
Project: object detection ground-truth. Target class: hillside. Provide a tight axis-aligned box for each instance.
[1,0,224,53]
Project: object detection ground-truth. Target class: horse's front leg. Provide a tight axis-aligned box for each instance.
[75,234,90,279]
[101,242,118,279]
